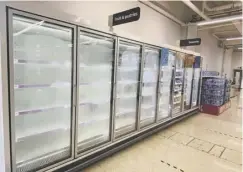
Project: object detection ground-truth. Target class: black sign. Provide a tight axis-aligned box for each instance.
[111,7,140,26]
[180,38,201,47]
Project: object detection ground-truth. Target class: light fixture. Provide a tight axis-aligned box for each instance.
[238,47,242,49]
[226,37,242,41]
[197,15,242,26]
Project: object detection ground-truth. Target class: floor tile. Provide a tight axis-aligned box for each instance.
[157,130,177,138]
[84,96,242,172]
[221,149,243,165]
[169,133,194,145]
[197,141,214,152]
[209,145,225,157]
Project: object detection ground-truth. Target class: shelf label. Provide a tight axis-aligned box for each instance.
[109,7,140,26]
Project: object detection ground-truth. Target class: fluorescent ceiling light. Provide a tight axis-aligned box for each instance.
[226,37,242,41]
[238,47,242,49]
[197,15,242,26]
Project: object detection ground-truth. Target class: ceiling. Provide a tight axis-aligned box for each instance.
[150,1,242,51]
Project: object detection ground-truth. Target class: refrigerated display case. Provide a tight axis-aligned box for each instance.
[9,13,75,172]
[114,40,141,138]
[158,49,175,120]
[172,53,185,115]
[77,30,114,153]
[192,68,201,107]
[4,8,202,172]
[183,55,194,111]
[192,56,202,107]
[139,46,159,128]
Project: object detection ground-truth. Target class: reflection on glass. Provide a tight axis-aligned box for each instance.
[158,51,175,120]
[172,53,184,115]
[192,68,201,107]
[115,41,140,138]
[12,15,73,172]
[77,32,113,152]
[184,68,193,110]
[140,48,159,127]
[183,55,194,111]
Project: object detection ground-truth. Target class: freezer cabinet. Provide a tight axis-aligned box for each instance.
[158,49,175,120]
[183,55,195,111]
[8,13,75,172]
[114,40,141,138]
[139,46,159,128]
[77,31,114,153]
[192,68,201,107]
[172,53,185,115]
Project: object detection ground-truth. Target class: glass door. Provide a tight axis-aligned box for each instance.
[77,30,114,153]
[172,53,185,115]
[9,13,74,172]
[140,47,159,128]
[115,40,141,138]
[192,56,201,107]
[192,68,201,107]
[158,49,175,121]
[183,55,194,111]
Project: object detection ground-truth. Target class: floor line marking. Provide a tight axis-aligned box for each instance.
[167,131,178,139]
[160,160,185,172]
[207,144,215,153]
[186,137,195,146]
[169,129,241,153]
[160,130,242,166]
[206,128,242,140]
[219,147,226,158]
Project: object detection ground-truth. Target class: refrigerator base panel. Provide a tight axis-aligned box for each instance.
[55,108,199,172]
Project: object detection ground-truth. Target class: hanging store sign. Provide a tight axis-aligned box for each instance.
[180,38,201,47]
[109,7,140,26]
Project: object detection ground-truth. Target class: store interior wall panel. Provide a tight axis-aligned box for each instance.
[231,52,242,77]
[222,49,233,79]
[0,1,181,47]
[196,30,224,74]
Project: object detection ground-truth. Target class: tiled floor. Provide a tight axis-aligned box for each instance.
[84,95,242,172]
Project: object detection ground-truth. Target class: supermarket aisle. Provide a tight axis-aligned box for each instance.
[84,96,242,172]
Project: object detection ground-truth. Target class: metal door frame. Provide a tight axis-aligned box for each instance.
[7,8,77,172]
[157,49,176,122]
[76,27,116,158]
[113,37,143,141]
[139,44,161,130]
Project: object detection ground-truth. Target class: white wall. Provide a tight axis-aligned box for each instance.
[196,30,224,74]
[0,1,183,171]
[231,51,243,73]
[1,1,182,46]
[222,49,233,79]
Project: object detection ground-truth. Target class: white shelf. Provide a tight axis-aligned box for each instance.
[16,115,110,141]
[174,94,181,98]
[14,59,71,68]
[79,63,111,70]
[118,67,138,71]
[116,108,136,116]
[176,69,184,72]
[15,104,70,116]
[141,104,155,109]
[117,94,137,99]
[173,101,181,104]
[117,80,138,84]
